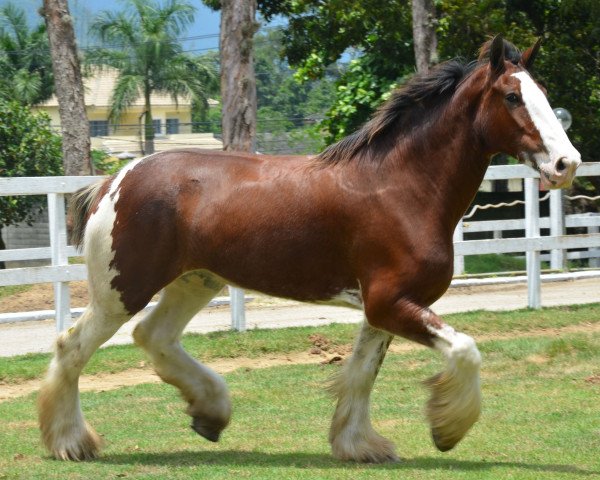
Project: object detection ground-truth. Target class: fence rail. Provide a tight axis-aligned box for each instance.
[0,163,599,331]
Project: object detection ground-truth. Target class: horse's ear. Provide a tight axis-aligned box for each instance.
[520,37,542,70]
[489,34,506,76]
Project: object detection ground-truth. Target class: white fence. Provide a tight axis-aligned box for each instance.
[0,163,599,331]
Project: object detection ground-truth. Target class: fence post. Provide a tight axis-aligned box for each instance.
[230,286,246,331]
[550,189,566,270]
[453,221,465,276]
[590,225,600,268]
[48,193,72,332]
[525,178,541,308]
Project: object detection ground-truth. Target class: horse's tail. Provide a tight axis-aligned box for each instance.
[69,180,107,248]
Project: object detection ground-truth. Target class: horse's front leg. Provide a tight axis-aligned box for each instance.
[365,293,482,453]
[328,320,397,463]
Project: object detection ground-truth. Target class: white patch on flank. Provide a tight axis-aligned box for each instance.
[318,288,363,310]
[83,157,147,313]
[512,71,580,165]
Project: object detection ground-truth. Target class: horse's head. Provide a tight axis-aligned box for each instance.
[479,35,581,189]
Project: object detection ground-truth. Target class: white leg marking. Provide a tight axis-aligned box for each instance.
[425,324,482,451]
[38,306,130,460]
[328,321,397,463]
[132,271,231,441]
[38,155,159,460]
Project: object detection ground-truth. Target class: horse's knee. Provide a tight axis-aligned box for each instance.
[132,321,151,349]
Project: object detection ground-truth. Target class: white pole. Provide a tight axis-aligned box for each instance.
[453,221,465,276]
[48,193,72,331]
[589,225,600,268]
[230,286,246,331]
[550,189,566,270]
[525,178,541,308]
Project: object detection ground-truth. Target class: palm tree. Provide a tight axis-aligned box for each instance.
[87,0,218,154]
[0,3,54,105]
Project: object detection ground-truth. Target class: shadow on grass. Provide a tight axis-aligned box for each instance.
[100,450,598,475]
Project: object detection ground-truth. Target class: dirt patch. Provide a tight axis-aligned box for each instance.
[307,333,352,357]
[0,282,299,315]
[585,375,600,385]
[0,350,347,401]
[0,281,89,313]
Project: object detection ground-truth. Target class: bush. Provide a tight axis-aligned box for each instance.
[0,101,63,232]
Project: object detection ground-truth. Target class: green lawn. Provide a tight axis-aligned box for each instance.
[0,284,31,300]
[464,253,527,274]
[2,303,600,384]
[1,305,600,479]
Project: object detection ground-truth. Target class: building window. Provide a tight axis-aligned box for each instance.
[89,120,108,137]
[166,118,180,134]
[152,119,162,135]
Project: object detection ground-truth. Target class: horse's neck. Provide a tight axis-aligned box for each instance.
[386,93,491,231]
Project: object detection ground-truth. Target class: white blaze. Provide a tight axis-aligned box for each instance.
[512,71,580,164]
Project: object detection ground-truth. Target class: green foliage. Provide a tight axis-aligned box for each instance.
[255,30,337,126]
[464,254,527,275]
[273,0,600,160]
[322,58,400,142]
[526,0,600,165]
[0,101,62,229]
[193,102,222,133]
[0,3,54,105]
[91,149,129,175]
[253,30,337,152]
[278,0,415,142]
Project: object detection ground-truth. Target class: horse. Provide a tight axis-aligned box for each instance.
[38,35,581,462]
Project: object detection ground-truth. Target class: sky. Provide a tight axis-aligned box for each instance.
[1,0,282,52]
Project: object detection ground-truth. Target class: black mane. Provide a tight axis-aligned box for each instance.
[315,39,522,165]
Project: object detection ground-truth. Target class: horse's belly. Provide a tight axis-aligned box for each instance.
[198,245,359,304]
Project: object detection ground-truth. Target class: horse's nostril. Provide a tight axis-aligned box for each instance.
[556,158,567,172]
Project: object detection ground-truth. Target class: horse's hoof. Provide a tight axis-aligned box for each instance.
[431,428,456,452]
[47,427,103,461]
[330,431,399,463]
[191,417,221,442]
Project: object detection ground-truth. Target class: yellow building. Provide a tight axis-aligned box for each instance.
[33,68,222,157]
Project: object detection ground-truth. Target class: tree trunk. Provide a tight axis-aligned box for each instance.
[411,0,438,74]
[219,0,258,330]
[41,0,91,176]
[144,83,155,155]
[219,0,258,152]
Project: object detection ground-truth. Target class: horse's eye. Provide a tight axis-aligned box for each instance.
[505,93,520,104]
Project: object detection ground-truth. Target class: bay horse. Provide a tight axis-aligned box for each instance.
[38,35,581,462]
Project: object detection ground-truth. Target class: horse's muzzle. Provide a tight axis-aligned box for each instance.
[539,156,581,189]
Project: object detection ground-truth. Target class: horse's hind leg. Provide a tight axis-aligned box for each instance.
[38,305,131,460]
[132,270,231,442]
[328,320,397,463]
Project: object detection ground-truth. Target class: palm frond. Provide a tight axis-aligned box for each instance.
[108,73,143,124]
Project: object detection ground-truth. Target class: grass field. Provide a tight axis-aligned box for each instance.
[1,304,600,479]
